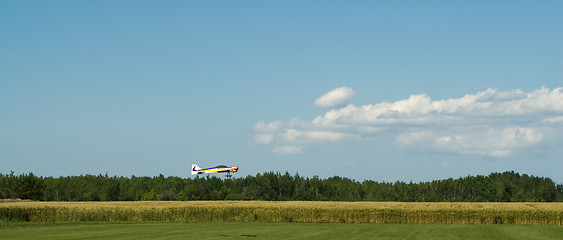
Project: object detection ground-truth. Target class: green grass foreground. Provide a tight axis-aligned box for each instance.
[1,222,563,240]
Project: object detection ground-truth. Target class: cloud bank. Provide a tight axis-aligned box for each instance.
[253,87,563,157]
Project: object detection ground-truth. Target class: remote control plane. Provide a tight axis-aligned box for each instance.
[191,164,239,178]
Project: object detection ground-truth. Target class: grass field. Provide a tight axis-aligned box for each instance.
[2,202,563,239]
[4,200,563,210]
[1,222,563,240]
[2,201,563,225]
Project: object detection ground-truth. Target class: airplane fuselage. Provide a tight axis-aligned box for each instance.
[192,164,238,176]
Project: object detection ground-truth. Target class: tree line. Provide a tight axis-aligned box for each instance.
[1,171,561,202]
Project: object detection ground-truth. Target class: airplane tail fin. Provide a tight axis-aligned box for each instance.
[191,164,201,175]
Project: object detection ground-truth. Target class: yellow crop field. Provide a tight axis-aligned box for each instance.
[2,201,563,225]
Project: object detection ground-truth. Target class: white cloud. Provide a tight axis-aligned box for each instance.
[273,145,303,154]
[544,116,563,123]
[395,126,543,157]
[280,128,360,143]
[312,87,563,125]
[253,121,283,133]
[314,87,356,108]
[252,134,274,145]
[253,87,563,157]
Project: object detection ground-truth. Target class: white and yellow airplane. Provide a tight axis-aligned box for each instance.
[191,164,239,177]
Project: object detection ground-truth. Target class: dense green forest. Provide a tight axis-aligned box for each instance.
[1,171,561,202]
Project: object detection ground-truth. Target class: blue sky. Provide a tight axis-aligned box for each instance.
[2,1,562,183]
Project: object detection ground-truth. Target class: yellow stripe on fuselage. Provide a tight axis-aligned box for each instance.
[198,168,236,173]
